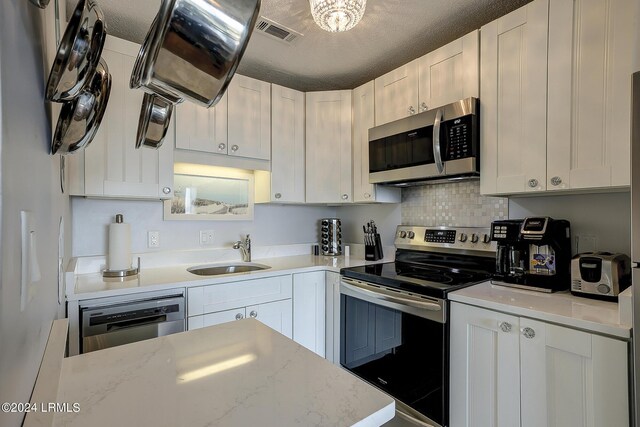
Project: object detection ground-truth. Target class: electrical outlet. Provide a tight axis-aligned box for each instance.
[575,234,597,253]
[200,230,215,246]
[148,231,160,248]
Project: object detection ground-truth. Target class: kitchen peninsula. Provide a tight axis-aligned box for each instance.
[34,319,394,427]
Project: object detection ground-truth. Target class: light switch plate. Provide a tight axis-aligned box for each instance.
[200,230,215,246]
[21,211,40,311]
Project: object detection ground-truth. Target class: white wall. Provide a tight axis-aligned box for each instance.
[72,198,338,255]
[509,192,630,255]
[0,2,70,426]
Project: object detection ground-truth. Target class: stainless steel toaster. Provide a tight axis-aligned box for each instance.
[571,252,631,299]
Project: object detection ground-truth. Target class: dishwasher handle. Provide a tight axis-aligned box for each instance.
[105,314,168,332]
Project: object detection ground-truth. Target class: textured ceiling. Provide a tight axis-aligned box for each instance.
[71,0,532,91]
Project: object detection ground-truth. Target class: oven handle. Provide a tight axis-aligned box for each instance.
[433,108,445,174]
[341,280,442,312]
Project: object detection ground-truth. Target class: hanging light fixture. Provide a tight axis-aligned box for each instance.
[309,0,367,32]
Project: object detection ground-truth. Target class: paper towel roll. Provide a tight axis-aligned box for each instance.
[108,215,131,271]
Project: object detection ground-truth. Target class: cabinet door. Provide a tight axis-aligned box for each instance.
[374,60,419,125]
[352,81,401,203]
[449,303,521,427]
[82,37,174,199]
[270,84,305,203]
[293,271,326,357]
[325,272,341,364]
[246,299,292,338]
[227,75,271,160]
[305,90,352,203]
[480,0,549,196]
[547,0,637,191]
[188,308,246,330]
[175,93,228,154]
[520,319,629,427]
[418,30,479,111]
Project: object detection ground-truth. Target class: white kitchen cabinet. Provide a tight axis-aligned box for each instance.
[227,74,271,160]
[450,302,629,427]
[305,90,352,203]
[292,271,325,357]
[255,84,305,203]
[352,81,400,203]
[174,93,228,154]
[417,30,479,111]
[68,36,174,199]
[546,0,637,191]
[374,60,419,125]
[374,31,479,126]
[325,271,341,364]
[480,0,549,196]
[189,300,292,338]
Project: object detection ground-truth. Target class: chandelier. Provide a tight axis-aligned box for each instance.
[309,0,367,32]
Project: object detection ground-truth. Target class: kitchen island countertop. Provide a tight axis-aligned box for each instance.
[51,319,395,427]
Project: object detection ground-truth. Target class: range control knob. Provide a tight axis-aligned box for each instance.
[470,234,479,243]
[399,231,407,238]
[407,231,415,239]
[458,233,468,242]
[597,284,611,294]
[483,234,491,244]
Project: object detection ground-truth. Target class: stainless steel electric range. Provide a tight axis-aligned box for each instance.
[339,225,496,427]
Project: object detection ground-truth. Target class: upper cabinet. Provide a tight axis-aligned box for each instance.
[256,84,306,203]
[227,74,271,160]
[352,81,400,203]
[306,91,352,203]
[480,0,550,196]
[175,93,228,154]
[68,37,174,199]
[417,30,479,111]
[546,0,637,191]
[374,30,479,126]
[481,0,637,196]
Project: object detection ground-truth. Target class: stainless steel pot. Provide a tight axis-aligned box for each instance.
[46,0,107,102]
[132,0,261,107]
[135,93,174,149]
[51,59,111,155]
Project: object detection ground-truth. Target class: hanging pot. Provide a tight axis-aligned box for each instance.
[135,93,174,149]
[131,0,261,107]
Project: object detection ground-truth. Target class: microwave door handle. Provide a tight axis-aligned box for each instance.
[433,108,445,174]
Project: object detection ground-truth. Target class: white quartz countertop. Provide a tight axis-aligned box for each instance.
[450,281,631,339]
[52,319,395,427]
[69,253,391,301]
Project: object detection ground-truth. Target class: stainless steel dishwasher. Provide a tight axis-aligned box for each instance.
[80,290,185,353]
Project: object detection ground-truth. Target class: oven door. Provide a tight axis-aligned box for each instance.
[340,278,447,427]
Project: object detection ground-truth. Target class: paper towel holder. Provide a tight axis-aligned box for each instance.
[102,256,140,278]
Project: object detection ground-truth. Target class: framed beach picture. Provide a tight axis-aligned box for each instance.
[163,169,254,221]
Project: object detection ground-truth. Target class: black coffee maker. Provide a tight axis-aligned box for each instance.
[491,217,571,292]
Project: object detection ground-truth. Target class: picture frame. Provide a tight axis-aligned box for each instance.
[163,169,254,221]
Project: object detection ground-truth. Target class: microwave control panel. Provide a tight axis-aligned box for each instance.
[447,116,472,159]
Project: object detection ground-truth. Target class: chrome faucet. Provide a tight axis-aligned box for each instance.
[233,234,251,262]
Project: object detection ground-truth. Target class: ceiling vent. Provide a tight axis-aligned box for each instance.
[254,17,303,45]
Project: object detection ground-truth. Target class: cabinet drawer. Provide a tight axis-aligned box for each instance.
[188,308,246,330]
[188,275,293,316]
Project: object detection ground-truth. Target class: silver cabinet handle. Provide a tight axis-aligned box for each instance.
[218,143,226,151]
[528,179,539,188]
[274,193,282,199]
[162,187,171,194]
[550,176,562,186]
[408,106,416,115]
[249,310,257,318]
[235,313,244,320]
[522,327,535,339]
[364,192,371,199]
[341,194,349,200]
[499,322,512,332]
[231,145,239,152]
[433,109,444,174]
[420,102,428,112]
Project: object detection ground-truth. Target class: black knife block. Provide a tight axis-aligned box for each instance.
[365,234,383,261]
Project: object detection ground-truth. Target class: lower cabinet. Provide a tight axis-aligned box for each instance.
[293,271,326,357]
[450,302,629,427]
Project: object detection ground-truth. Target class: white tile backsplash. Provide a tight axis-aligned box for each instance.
[401,181,508,227]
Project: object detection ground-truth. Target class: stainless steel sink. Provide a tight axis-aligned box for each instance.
[187,263,271,276]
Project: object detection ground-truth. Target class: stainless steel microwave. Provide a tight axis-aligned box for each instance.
[369,97,479,186]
